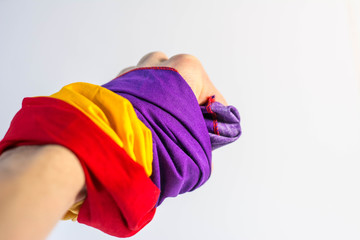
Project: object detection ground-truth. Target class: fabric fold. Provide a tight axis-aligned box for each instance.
[51,82,153,177]
[50,82,154,221]
[102,67,213,206]
[201,98,242,150]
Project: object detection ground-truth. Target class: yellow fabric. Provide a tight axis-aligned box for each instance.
[51,83,153,221]
[62,200,84,221]
[51,82,153,176]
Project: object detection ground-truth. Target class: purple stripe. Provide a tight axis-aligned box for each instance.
[102,68,212,206]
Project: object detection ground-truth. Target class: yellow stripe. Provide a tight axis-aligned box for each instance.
[52,82,154,221]
[50,82,153,177]
[62,200,84,221]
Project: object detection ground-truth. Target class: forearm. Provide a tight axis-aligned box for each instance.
[0,145,85,240]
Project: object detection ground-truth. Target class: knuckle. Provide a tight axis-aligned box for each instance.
[147,51,167,58]
[171,54,199,63]
[138,51,168,66]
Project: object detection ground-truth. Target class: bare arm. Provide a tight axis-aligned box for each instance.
[0,145,85,240]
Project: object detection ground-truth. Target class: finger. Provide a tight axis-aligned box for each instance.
[137,51,168,67]
[117,66,136,76]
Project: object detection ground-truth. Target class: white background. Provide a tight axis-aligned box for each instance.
[0,0,360,239]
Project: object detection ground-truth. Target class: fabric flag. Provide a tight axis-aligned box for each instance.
[0,67,241,238]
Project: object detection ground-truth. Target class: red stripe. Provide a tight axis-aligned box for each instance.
[0,97,160,238]
[114,66,179,79]
[206,96,220,135]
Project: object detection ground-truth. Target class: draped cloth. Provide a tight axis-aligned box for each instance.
[0,67,241,238]
[0,97,159,237]
[102,67,241,205]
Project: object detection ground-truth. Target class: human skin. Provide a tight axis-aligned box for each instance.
[0,52,226,240]
[120,52,228,106]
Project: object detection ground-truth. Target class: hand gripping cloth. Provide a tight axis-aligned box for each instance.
[0,67,241,238]
[102,67,241,206]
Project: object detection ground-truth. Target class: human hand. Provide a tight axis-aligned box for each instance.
[119,52,228,106]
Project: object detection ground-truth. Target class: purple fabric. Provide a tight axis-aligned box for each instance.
[102,68,212,206]
[102,67,242,206]
[201,101,241,150]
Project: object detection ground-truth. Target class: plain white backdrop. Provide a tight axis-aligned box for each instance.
[0,0,360,239]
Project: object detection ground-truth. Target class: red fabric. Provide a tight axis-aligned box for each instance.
[0,97,160,238]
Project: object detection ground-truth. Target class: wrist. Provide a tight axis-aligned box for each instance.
[0,145,85,240]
